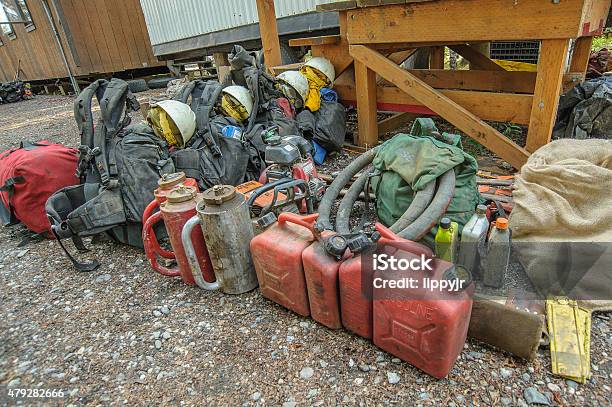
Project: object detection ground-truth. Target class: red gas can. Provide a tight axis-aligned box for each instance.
[302,232,348,329]
[372,237,473,379]
[338,224,433,339]
[142,186,215,286]
[250,213,318,317]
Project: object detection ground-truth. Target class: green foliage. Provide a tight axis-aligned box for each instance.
[592,31,612,51]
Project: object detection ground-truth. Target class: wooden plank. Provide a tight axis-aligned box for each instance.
[350,45,530,168]
[213,52,231,83]
[354,60,378,146]
[407,69,535,93]
[569,36,594,75]
[289,35,340,47]
[95,0,124,70]
[256,0,282,68]
[270,62,304,76]
[469,295,543,361]
[378,112,421,134]
[334,70,534,125]
[311,11,353,76]
[526,39,570,152]
[429,46,444,69]
[448,44,505,71]
[346,0,588,43]
[316,1,357,12]
[579,0,610,36]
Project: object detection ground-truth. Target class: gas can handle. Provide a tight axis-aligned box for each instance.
[375,222,433,258]
[142,211,181,277]
[278,212,319,235]
[142,200,175,259]
[181,215,220,291]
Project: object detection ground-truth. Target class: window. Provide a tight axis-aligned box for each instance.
[0,0,35,35]
[16,0,34,31]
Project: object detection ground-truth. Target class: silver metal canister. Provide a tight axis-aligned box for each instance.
[182,185,258,294]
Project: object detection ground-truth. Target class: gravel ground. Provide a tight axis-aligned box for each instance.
[1,94,611,406]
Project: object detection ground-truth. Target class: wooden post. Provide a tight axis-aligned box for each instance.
[355,60,378,147]
[256,0,282,68]
[429,46,445,69]
[569,37,593,76]
[213,52,231,83]
[525,39,569,153]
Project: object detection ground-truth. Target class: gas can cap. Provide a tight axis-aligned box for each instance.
[158,172,186,189]
[166,186,197,203]
[202,185,236,205]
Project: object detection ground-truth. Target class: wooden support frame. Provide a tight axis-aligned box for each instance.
[350,45,530,168]
[448,44,505,71]
[378,112,421,134]
[256,0,282,68]
[526,39,570,152]
[429,46,445,69]
[354,60,378,146]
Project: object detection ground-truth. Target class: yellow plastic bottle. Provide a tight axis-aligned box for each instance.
[435,217,458,263]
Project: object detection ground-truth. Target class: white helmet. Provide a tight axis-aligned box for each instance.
[304,57,335,83]
[150,100,196,147]
[277,71,309,103]
[222,85,254,116]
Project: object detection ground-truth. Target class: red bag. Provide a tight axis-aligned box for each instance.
[0,141,79,236]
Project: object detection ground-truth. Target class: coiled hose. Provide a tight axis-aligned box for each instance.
[327,150,456,240]
[316,147,379,231]
[396,169,456,241]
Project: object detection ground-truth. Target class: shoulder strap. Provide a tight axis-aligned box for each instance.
[100,78,139,137]
[195,81,223,131]
[74,79,109,150]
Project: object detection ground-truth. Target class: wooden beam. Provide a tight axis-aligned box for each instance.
[213,52,230,83]
[378,112,421,134]
[354,60,378,146]
[269,62,303,76]
[526,39,569,152]
[448,44,505,71]
[377,49,416,84]
[316,0,357,12]
[429,46,445,69]
[311,11,353,77]
[256,0,282,68]
[334,69,534,125]
[569,37,594,75]
[346,0,602,43]
[350,45,530,168]
[289,35,340,47]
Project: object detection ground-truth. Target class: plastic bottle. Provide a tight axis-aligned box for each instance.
[484,217,511,288]
[457,204,489,277]
[435,217,458,263]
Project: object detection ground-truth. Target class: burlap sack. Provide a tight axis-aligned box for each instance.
[510,139,612,310]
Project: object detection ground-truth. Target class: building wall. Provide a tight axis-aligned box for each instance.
[0,0,162,82]
[140,0,337,47]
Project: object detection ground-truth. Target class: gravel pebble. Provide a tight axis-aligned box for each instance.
[387,372,400,384]
[300,367,314,380]
[523,387,551,405]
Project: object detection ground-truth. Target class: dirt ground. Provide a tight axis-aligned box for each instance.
[0,93,610,406]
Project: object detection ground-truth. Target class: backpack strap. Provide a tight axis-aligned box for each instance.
[100,78,139,136]
[195,80,223,131]
[74,80,109,180]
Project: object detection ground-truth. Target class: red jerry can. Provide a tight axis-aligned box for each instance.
[302,232,350,329]
[142,172,199,259]
[372,237,473,379]
[339,224,433,339]
[250,212,318,317]
[142,186,216,286]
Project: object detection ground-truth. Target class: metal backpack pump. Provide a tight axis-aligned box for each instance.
[182,185,258,294]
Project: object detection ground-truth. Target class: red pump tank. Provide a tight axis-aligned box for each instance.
[338,224,433,339]
[302,232,349,329]
[142,186,215,286]
[142,172,199,259]
[372,237,473,379]
[250,213,318,317]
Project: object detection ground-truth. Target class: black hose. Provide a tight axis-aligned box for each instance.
[317,147,379,231]
[335,170,371,234]
[397,169,456,241]
[389,180,436,233]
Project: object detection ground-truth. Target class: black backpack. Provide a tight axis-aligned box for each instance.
[46,78,175,270]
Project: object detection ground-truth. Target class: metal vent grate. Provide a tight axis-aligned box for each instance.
[490,41,541,64]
